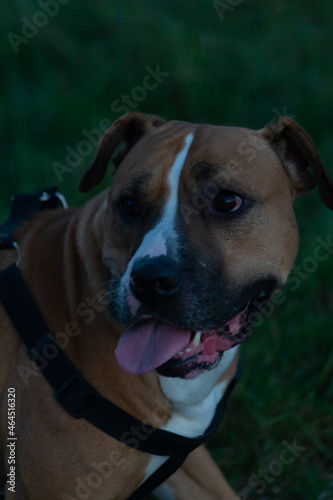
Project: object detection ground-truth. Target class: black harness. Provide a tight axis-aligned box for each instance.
[0,188,240,499]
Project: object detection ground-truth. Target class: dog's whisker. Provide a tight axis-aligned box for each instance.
[97,291,113,305]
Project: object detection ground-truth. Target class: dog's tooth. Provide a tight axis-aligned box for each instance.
[192,331,201,346]
[185,347,192,353]
[178,351,183,355]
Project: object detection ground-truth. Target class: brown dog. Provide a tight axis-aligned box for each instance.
[0,113,332,499]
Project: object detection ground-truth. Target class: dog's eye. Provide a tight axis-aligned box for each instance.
[213,191,243,213]
[120,198,139,217]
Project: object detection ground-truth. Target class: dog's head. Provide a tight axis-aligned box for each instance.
[79,112,333,378]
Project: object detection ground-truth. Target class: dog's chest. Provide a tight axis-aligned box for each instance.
[142,347,238,483]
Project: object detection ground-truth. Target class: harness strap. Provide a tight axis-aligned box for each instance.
[127,454,187,500]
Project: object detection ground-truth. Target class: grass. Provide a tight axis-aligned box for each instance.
[1,1,333,498]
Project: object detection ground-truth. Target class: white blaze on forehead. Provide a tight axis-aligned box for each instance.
[129,131,195,262]
[120,130,195,304]
[140,130,194,255]
[163,131,194,231]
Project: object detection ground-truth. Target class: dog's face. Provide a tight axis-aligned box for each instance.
[79,113,333,379]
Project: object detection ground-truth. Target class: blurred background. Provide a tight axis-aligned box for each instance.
[1,1,332,498]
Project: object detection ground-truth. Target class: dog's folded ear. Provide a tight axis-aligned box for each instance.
[261,117,333,210]
[78,112,166,192]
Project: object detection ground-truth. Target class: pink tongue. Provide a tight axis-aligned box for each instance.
[115,318,191,375]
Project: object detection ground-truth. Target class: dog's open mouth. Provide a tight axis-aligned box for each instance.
[115,295,266,379]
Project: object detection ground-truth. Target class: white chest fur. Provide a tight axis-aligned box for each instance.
[142,346,239,487]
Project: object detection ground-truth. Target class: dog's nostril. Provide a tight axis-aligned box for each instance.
[131,274,145,291]
[155,275,179,292]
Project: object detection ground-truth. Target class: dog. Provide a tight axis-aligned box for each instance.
[0,112,332,499]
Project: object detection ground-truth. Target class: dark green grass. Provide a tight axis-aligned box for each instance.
[1,1,332,498]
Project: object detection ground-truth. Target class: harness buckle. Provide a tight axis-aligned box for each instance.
[55,373,99,419]
[0,186,67,250]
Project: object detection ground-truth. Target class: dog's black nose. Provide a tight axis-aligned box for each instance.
[130,256,180,302]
